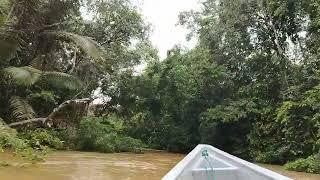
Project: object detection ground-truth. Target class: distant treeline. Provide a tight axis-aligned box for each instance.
[0,0,319,174]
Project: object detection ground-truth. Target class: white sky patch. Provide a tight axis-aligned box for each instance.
[140,0,201,59]
[93,0,201,103]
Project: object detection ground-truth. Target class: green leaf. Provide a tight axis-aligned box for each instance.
[10,96,35,121]
[3,66,82,90]
[44,31,106,63]
[0,29,20,62]
[42,72,82,90]
[0,16,5,25]
[3,66,41,86]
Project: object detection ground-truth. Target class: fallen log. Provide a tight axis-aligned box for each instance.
[8,98,91,128]
[8,118,46,127]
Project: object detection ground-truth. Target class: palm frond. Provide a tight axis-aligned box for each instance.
[0,16,5,25]
[44,31,106,63]
[0,0,21,62]
[0,0,11,15]
[0,28,20,62]
[10,96,35,122]
[42,71,83,90]
[3,66,41,86]
[3,66,83,90]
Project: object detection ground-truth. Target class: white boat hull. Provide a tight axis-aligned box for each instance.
[162,144,293,180]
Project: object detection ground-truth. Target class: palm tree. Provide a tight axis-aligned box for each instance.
[0,0,107,124]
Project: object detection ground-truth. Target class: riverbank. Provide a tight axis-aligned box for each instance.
[1,151,320,180]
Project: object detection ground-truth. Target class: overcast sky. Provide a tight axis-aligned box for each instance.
[140,0,201,59]
[93,0,201,103]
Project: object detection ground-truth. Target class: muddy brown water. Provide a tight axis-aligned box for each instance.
[0,151,319,180]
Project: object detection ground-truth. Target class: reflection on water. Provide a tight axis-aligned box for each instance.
[1,151,320,180]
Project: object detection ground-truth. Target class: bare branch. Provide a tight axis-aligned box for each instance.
[8,118,46,127]
[8,98,92,128]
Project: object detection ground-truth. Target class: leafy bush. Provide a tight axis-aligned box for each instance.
[0,121,46,161]
[77,116,146,153]
[47,128,77,150]
[0,121,25,152]
[284,155,320,173]
[92,133,144,153]
[126,112,196,153]
[20,129,63,150]
[27,91,57,117]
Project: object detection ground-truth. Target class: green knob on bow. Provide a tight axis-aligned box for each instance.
[202,149,209,157]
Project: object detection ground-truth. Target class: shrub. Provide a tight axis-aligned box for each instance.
[77,116,146,153]
[0,121,46,161]
[92,133,144,153]
[284,155,320,173]
[47,128,77,150]
[27,91,57,117]
[20,129,63,150]
[0,122,26,152]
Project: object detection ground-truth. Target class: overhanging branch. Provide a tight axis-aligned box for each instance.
[8,98,92,128]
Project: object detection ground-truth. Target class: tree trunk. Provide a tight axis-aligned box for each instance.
[8,98,92,128]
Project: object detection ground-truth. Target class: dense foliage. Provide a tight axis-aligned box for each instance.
[77,116,145,153]
[20,129,63,150]
[0,0,154,124]
[1,0,320,174]
[0,0,154,161]
[284,155,320,173]
[0,121,48,161]
[100,0,320,174]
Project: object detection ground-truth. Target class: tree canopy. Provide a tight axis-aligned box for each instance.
[0,0,320,174]
[104,0,320,172]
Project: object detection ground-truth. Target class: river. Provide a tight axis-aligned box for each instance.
[0,151,319,180]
